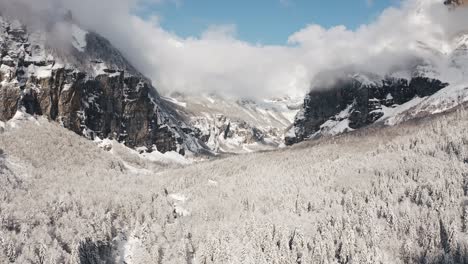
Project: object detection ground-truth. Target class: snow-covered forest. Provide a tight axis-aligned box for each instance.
[1,106,468,264]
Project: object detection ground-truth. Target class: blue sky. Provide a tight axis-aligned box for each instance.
[141,0,397,45]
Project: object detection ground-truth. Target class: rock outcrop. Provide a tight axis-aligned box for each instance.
[0,15,204,154]
[285,74,449,145]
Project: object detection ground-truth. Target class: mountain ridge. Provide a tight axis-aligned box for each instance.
[162,93,301,153]
[286,32,468,145]
[0,14,208,155]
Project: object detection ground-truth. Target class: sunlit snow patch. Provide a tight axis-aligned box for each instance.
[207,179,218,186]
[174,205,191,217]
[319,104,355,136]
[141,150,192,165]
[27,64,53,79]
[123,236,147,264]
[94,137,114,152]
[378,97,426,126]
[71,24,88,52]
[320,119,353,136]
[169,193,188,202]
[94,137,192,167]
[162,96,187,108]
[7,111,40,128]
[115,233,149,264]
[169,193,191,217]
[205,95,216,104]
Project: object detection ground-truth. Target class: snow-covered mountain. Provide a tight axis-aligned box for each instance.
[2,3,468,155]
[162,93,302,153]
[0,13,207,155]
[286,31,468,145]
[0,12,302,156]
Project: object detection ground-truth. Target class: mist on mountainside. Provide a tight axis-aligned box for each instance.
[1,0,468,98]
[2,1,468,263]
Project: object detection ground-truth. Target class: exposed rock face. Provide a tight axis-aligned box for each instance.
[286,74,449,145]
[286,29,468,146]
[0,15,203,154]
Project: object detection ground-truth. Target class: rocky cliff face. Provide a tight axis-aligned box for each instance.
[286,72,449,145]
[286,25,468,146]
[0,15,204,154]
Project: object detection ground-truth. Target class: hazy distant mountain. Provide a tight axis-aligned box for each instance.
[162,93,302,153]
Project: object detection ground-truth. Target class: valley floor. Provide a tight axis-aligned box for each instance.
[1,108,468,263]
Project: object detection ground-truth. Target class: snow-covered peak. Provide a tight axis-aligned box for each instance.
[163,93,302,154]
[0,14,142,79]
[351,73,383,87]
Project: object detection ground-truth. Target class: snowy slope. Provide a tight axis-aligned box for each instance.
[1,99,468,263]
[383,34,468,125]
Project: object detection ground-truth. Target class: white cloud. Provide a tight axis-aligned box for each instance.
[1,0,467,99]
[280,0,293,7]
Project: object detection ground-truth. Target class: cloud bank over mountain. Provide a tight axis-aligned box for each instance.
[1,0,468,98]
